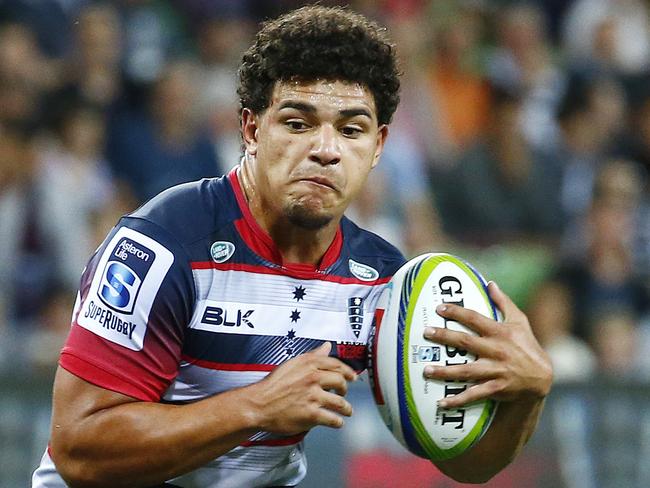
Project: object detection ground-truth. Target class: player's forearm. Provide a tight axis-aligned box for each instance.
[434,397,545,484]
[53,386,262,488]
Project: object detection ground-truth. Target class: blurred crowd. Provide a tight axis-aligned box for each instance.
[0,0,649,384]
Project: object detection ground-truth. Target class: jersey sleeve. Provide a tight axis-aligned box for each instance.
[59,216,195,401]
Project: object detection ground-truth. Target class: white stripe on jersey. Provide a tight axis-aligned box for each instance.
[190,268,386,343]
[170,444,307,488]
[190,298,370,342]
[32,444,306,488]
[192,268,385,311]
[162,362,268,401]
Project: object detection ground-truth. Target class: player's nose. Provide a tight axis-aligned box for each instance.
[309,124,341,165]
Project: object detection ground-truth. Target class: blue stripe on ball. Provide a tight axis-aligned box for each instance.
[396,260,427,458]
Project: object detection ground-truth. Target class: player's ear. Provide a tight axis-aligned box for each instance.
[371,125,389,169]
[241,108,259,156]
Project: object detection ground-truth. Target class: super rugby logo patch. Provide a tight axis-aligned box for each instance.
[77,227,174,351]
[99,238,154,313]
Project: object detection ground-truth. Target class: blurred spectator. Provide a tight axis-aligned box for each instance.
[0,122,51,326]
[386,13,454,168]
[486,3,565,151]
[556,160,650,345]
[24,285,75,371]
[590,308,640,378]
[378,129,448,255]
[437,86,563,244]
[621,85,650,182]
[118,0,191,94]
[36,103,118,291]
[194,15,253,171]
[0,22,59,126]
[618,85,650,275]
[562,0,650,76]
[0,0,82,58]
[426,2,491,160]
[346,171,406,253]
[527,279,596,382]
[68,3,123,109]
[174,0,253,26]
[555,72,627,247]
[107,60,221,202]
[0,21,61,94]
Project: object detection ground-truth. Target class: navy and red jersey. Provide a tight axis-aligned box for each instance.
[34,168,405,488]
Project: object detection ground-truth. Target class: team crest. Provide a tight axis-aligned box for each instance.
[211,241,235,263]
[347,297,365,338]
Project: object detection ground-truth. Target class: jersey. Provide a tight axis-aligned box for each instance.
[32,168,406,488]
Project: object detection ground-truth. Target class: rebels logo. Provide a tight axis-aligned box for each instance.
[99,237,155,314]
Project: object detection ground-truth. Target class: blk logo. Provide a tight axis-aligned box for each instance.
[201,306,254,328]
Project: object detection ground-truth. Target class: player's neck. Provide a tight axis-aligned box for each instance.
[266,219,339,266]
[238,163,339,267]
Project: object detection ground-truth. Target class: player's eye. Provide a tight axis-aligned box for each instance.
[341,125,363,138]
[286,120,309,131]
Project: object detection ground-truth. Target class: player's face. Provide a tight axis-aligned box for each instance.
[242,79,388,230]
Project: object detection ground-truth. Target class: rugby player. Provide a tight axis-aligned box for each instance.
[33,6,552,487]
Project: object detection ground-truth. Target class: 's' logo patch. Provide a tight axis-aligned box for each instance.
[77,227,174,351]
[211,241,235,263]
[349,259,379,281]
[99,237,154,313]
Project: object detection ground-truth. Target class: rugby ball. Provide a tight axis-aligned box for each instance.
[368,253,499,461]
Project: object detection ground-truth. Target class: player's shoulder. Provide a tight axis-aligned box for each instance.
[341,216,406,276]
[128,175,236,245]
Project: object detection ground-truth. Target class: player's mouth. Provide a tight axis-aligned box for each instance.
[298,176,339,192]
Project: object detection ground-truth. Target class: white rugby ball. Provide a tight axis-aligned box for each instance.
[368,253,499,461]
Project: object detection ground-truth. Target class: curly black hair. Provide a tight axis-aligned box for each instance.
[237,5,401,125]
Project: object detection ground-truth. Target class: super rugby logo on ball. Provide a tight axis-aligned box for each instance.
[370,253,499,461]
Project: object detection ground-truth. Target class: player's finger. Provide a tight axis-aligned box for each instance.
[318,370,349,396]
[423,360,497,383]
[487,281,524,323]
[435,303,497,337]
[311,341,332,356]
[315,356,357,382]
[319,390,353,417]
[315,408,346,429]
[423,326,495,358]
[437,380,501,409]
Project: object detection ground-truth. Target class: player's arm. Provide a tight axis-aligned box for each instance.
[423,281,553,484]
[51,342,356,488]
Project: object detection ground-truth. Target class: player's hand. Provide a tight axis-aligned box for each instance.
[422,281,553,409]
[251,342,357,435]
